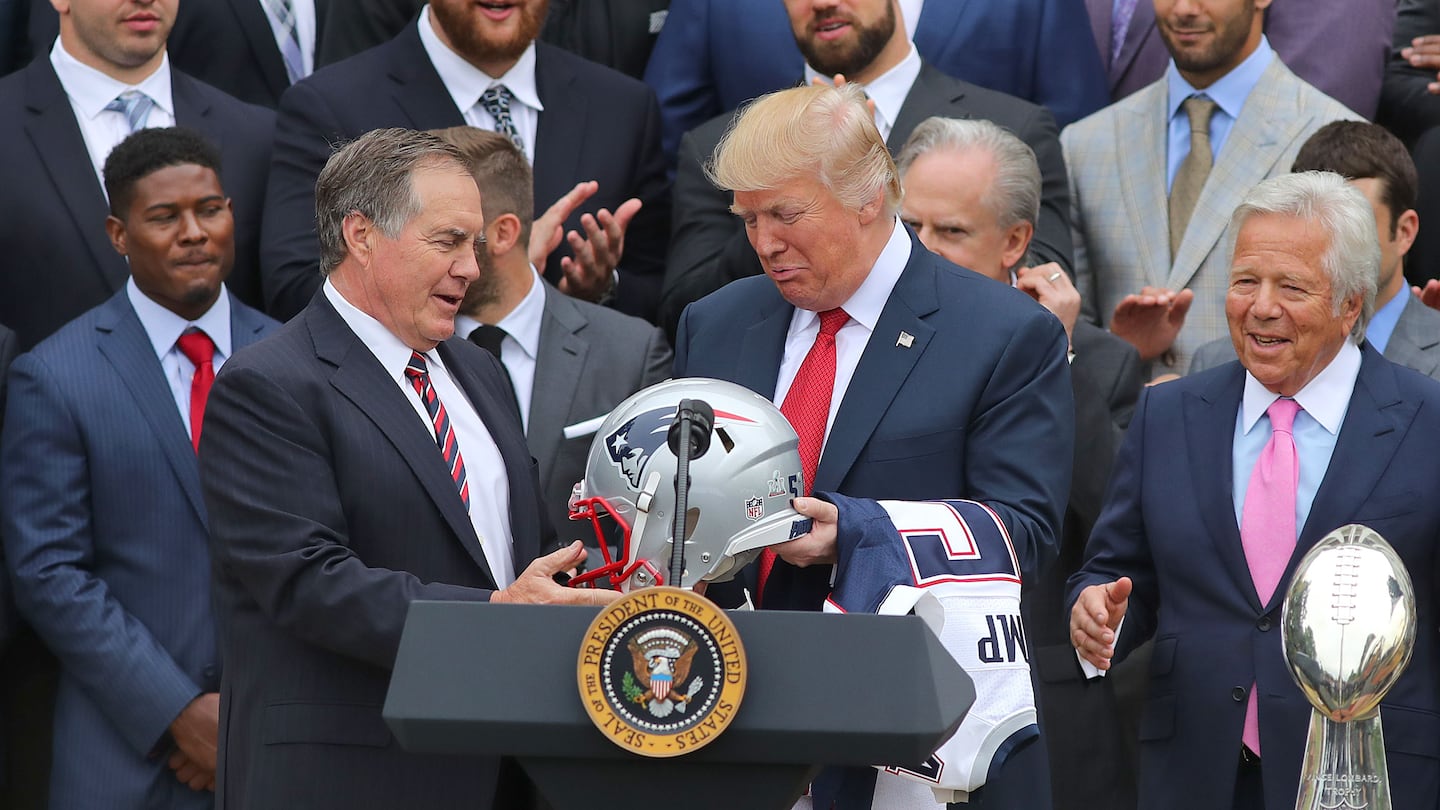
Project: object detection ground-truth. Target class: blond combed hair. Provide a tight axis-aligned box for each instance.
[706,83,902,217]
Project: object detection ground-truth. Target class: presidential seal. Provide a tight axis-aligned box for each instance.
[577,586,746,757]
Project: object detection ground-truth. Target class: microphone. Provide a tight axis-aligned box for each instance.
[667,399,715,460]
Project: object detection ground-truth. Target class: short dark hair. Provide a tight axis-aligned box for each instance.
[1291,121,1417,237]
[103,127,224,219]
[430,126,535,243]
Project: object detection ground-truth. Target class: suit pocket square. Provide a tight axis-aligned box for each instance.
[562,415,607,440]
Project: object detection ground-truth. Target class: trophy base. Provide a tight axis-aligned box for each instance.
[1295,709,1390,810]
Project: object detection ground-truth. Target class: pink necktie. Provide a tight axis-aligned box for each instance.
[1239,397,1301,755]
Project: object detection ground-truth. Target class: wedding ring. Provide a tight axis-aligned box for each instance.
[1047,271,1063,283]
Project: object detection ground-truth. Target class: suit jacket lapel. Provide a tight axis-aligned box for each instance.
[734,292,793,401]
[1084,0,1113,72]
[528,285,588,479]
[1167,59,1302,291]
[225,0,290,100]
[1182,365,1258,610]
[1384,295,1440,378]
[311,296,495,581]
[1284,348,1412,606]
[813,234,937,491]
[172,71,219,148]
[1113,2,1157,88]
[94,293,208,522]
[388,23,466,130]
[24,62,128,292]
[1120,84,1171,287]
[887,63,966,153]
[532,43,585,223]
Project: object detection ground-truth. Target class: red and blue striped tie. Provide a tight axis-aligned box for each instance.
[404,351,470,511]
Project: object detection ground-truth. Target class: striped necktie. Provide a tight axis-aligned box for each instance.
[103,91,155,133]
[260,0,306,82]
[404,351,471,511]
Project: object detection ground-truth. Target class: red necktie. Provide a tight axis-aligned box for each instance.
[1238,397,1301,756]
[175,330,215,453]
[404,351,471,511]
[757,308,849,606]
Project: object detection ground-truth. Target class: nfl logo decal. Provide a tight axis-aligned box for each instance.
[745,496,764,521]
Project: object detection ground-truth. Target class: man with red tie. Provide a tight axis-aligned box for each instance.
[1068,171,1440,809]
[672,83,1074,809]
[0,127,277,809]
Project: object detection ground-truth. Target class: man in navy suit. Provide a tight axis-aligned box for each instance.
[0,128,278,809]
[643,0,1108,167]
[1069,171,1440,809]
[201,128,615,810]
[260,0,670,322]
[0,0,273,350]
[674,83,1073,809]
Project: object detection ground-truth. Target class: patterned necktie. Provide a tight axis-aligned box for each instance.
[477,85,524,151]
[1168,95,1218,256]
[103,90,155,134]
[404,351,471,511]
[756,308,850,606]
[175,330,215,453]
[260,0,305,82]
[469,324,520,413]
[1110,0,1139,63]
[1238,396,1301,756]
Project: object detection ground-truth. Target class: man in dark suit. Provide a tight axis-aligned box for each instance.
[202,128,615,810]
[894,115,1143,810]
[168,0,323,108]
[0,0,273,350]
[675,83,1073,809]
[657,0,1073,340]
[1070,171,1440,809]
[261,0,670,322]
[436,127,672,554]
[0,128,277,809]
[0,321,15,798]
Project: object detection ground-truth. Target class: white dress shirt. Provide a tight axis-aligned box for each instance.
[50,38,176,192]
[454,267,545,435]
[126,278,232,437]
[324,280,516,587]
[804,42,922,142]
[773,217,910,438]
[259,0,317,78]
[417,4,544,164]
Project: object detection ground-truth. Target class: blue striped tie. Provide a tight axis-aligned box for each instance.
[404,351,471,511]
[260,0,305,82]
[104,91,155,133]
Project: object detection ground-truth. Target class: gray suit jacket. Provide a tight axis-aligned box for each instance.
[1063,57,1356,374]
[528,283,672,545]
[1189,294,1440,380]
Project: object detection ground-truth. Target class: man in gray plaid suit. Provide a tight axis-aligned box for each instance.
[1062,0,1357,375]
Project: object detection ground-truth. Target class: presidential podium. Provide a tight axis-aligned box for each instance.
[383,601,974,810]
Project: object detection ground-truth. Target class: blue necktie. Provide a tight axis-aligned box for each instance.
[477,85,524,152]
[260,0,305,82]
[103,91,154,133]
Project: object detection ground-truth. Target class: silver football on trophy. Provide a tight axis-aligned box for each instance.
[1282,524,1416,810]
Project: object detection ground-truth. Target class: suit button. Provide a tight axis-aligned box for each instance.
[1257,616,1272,632]
[1232,686,1247,702]
[203,665,217,680]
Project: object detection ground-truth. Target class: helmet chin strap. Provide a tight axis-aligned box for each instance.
[625,470,667,587]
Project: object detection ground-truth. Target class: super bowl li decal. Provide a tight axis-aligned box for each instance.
[577,586,746,757]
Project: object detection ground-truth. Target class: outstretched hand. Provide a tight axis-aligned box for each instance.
[1109,287,1194,361]
[1070,577,1132,671]
[495,541,621,605]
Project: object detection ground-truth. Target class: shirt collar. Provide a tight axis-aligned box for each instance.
[1166,35,1273,124]
[793,217,909,334]
[803,41,921,136]
[454,266,544,360]
[126,277,232,361]
[51,37,175,120]
[1240,338,1360,435]
[417,4,544,115]
[323,278,442,375]
[1363,288,1409,354]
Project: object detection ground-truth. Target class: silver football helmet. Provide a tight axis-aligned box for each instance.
[568,378,809,592]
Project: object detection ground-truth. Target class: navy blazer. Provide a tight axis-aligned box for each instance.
[0,290,275,808]
[201,292,552,809]
[1068,346,1440,810]
[643,0,1109,164]
[260,21,670,322]
[0,57,274,350]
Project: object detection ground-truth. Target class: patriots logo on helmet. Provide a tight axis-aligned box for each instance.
[605,407,675,490]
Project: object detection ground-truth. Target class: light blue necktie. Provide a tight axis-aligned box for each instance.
[260,0,305,82]
[103,90,155,133]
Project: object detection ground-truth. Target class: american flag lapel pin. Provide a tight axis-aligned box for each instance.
[896,331,914,348]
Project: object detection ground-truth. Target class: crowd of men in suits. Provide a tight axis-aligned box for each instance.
[1,0,1440,808]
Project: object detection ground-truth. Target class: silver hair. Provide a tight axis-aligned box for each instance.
[894,117,1041,230]
[314,128,470,276]
[1229,171,1380,341]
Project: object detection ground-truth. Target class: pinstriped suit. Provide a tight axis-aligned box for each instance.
[0,290,275,809]
[1189,294,1440,381]
[1063,58,1357,374]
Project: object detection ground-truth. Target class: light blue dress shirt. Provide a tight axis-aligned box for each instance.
[1363,290,1408,356]
[1166,37,1275,192]
[125,278,232,438]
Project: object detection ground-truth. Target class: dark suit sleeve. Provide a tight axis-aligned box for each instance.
[1066,387,1160,661]
[642,0,723,168]
[640,325,673,386]
[1032,0,1110,129]
[609,88,671,321]
[260,80,343,321]
[0,325,18,652]
[0,353,201,754]
[202,363,497,671]
[1379,0,1440,144]
[1104,339,1143,433]
[1016,104,1075,274]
